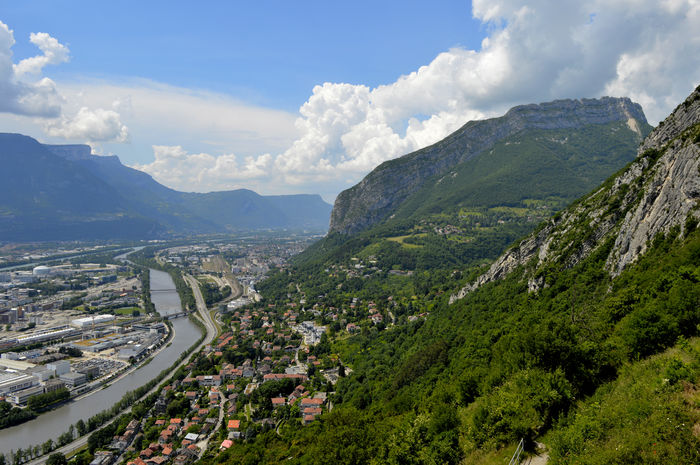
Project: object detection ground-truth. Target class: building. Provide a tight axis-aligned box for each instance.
[60,371,87,387]
[47,360,71,376]
[71,314,116,328]
[32,266,51,277]
[7,384,44,405]
[0,373,39,395]
[44,378,66,393]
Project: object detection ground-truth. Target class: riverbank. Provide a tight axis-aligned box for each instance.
[0,270,203,462]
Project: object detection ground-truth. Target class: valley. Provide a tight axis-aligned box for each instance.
[1,89,699,465]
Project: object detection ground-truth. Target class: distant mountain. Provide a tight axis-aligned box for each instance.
[0,134,332,241]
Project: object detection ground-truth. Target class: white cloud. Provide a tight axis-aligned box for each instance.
[55,80,298,157]
[132,145,273,192]
[0,21,63,116]
[266,0,700,193]
[13,32,69,77]
[45,106,129,142]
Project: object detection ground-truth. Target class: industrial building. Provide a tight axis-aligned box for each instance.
[0,373,39,395]
[71,314,116,328]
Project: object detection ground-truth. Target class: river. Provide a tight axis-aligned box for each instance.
[0,269,200,454]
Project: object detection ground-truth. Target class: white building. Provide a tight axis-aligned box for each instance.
[7,384,44,405]
[47,360,71,376]
[0,373,39,395]
[71,314,115,328]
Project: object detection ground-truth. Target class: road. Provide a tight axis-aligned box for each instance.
[24,273,217,465]
[184,274,219,340]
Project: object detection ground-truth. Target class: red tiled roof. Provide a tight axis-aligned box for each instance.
[227,419,240,429]
[220,439,233,449]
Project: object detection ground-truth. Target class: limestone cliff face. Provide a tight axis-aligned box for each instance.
[330,97,647,235]
[450,86,700,303]
[43,144,92,161]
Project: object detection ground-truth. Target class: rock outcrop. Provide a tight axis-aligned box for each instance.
[43,144,92,161]
[330,97,647,235]
[450,86,700,303]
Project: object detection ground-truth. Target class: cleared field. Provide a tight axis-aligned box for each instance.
[386,234,426,249]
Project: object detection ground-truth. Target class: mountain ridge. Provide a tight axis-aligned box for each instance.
[329,96,647,235]
[0,134,332,240]
[451,85,700,302]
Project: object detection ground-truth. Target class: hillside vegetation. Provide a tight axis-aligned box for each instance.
[208,87,700,464]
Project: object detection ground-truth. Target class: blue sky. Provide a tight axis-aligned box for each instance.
[0,1,698,201]
[3,1,484,110]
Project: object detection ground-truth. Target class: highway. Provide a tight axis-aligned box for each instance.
[184,274,220,340]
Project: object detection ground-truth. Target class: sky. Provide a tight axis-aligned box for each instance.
[0,1,698,203]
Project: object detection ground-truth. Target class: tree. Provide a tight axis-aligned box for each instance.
[41,440,54,455]
[46,452,67,465]
[76,419,87,437]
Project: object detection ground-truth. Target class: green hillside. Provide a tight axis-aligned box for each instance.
[293,119,650,280]
[202,87,700,464]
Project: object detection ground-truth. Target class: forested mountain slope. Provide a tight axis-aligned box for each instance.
[292,98,650,282]
[217,86,700,464]
[452,85,700,300]
[330,97,648,235]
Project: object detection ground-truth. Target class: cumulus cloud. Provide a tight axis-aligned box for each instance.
[268,0,700,191]
[45,106,129,142]
[13,32,69,77]
[0,20,130,144]
[133,145,273,192]
[0,21,63,116]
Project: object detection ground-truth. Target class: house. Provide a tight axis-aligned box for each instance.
[271,397,286,408]
[147,457,168,465]
[88,451,114,465]
[227,419,240,430]
[220,439,233,450]
[300,397,324,409]
[159,429,174,444]
[303,414,315,425]
[303,407,322,417]
[172,455,190,465]
[169,418,183,430]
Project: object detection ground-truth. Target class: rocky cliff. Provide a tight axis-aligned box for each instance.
[330,97,647,235]
[450,86,700,303]
[43,143,92,161]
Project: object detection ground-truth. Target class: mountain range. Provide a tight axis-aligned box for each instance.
[0,135,332,241]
